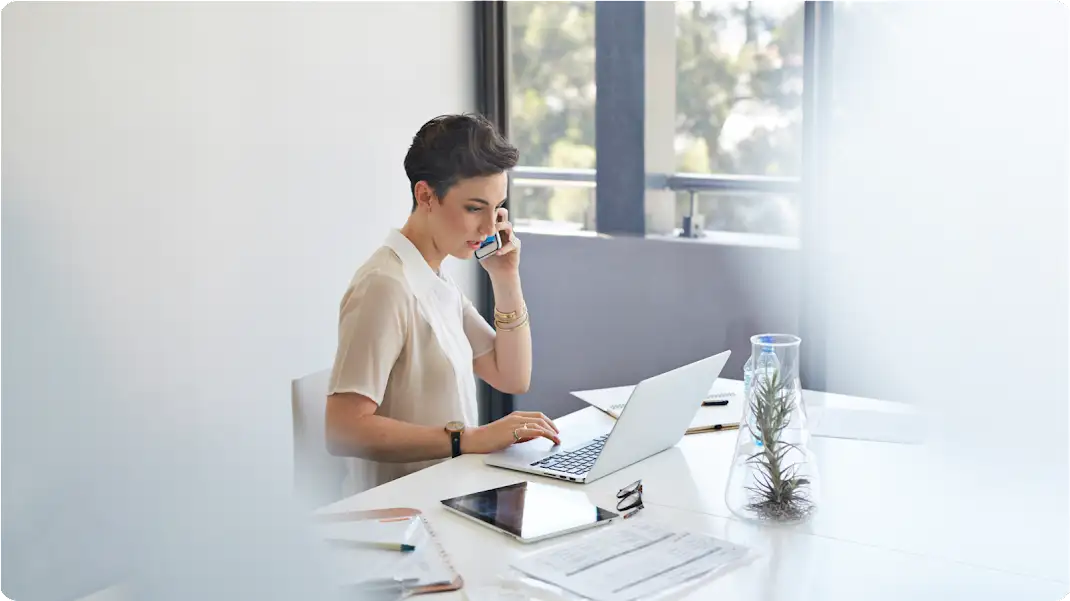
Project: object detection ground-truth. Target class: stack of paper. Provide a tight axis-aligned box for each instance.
[511,522,750,601]
[571,379,744,434]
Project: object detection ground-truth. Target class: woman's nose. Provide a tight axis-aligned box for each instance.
[478,218,495,237]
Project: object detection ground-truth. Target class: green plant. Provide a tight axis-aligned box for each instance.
[745,369,814,522]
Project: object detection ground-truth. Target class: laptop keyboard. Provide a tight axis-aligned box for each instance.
[530,434,609,475]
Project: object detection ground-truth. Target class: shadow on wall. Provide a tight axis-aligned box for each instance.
[515,233,799,418]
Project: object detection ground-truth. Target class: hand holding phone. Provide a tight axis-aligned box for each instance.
[476,208,521,269]
[475,209,507,260]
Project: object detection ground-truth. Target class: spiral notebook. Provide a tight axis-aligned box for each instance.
[313,507,462,595]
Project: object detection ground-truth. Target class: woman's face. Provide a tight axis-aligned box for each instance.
[425,173,508,259]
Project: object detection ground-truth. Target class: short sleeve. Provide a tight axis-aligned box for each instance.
[462,294,496,359]
[328,273,411,404]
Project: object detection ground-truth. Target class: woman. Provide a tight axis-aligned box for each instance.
[325,114,559,492]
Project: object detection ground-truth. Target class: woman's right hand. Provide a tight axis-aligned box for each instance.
[462,411,561,454]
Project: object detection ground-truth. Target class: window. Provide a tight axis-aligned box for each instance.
[505,1,823,239]
[506,1,595,231]
[674,1,804,237]
[675,1,804,178]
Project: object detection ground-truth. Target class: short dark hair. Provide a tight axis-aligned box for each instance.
[403,113,519,211]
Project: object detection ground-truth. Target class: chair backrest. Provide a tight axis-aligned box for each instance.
[291,369,377,508]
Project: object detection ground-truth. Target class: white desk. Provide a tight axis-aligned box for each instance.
[318,398,1068,600]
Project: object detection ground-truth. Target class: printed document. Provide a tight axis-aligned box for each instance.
[511,522,749,601]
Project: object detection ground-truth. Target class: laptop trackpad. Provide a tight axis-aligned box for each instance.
[488,439,557,464]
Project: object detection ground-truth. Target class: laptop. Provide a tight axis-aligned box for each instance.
[484,351,731,484]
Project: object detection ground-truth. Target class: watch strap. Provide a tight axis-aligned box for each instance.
[450,430,462,458]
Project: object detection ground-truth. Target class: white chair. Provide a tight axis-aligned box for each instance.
[290,369,377,508]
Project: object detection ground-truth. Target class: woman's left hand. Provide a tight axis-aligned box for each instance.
[479,207,521,278]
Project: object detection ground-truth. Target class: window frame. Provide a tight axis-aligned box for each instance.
[497,2,833,239]
[475,2,836,419]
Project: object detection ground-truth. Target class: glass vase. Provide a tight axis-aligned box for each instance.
[725,334,819,525]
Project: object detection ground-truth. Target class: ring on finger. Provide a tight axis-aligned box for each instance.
[513,427,522,442]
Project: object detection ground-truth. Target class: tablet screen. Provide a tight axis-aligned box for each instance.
[440,481,618,541]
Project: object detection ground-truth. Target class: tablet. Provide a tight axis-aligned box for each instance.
[440,481,620,543]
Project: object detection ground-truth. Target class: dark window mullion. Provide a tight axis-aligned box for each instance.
[594,2,646,236]
[475,1,513,423]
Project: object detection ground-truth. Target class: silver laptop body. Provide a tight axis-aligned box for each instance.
[484,351,731,484]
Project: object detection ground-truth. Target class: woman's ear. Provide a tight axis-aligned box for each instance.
[414,181,436,212]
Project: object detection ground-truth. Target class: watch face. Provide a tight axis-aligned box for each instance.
[446,420,465,433]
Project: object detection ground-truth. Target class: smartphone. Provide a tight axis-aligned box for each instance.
[474,233,501,260]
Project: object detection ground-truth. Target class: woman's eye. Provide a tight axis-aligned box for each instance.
[466,206,482,213]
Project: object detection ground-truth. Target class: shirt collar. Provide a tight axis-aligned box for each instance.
[384,229,446,299]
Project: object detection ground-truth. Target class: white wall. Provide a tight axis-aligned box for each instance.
[2,2,476,599]
[817,0,1067,433]
[820,1,1068,407]
[812,1,1067,577]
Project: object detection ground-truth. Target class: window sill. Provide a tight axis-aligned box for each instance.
[515,221,798,250]
[515,221,601,238]
[648,229,799,250]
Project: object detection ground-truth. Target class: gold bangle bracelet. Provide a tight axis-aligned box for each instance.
[494,306,526,322]
[496,312,530,331]
[495,310,526,326]
[497,320,530,332]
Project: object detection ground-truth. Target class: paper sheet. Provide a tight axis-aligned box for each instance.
[571,380,743,433]
[510,522,749,601]
[808,406,926,444]
[465,584,558,601]
[572,380,926,444]
[315,516,455,588]
[315,516,421,544]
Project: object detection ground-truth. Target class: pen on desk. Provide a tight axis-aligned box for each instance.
[702,392,736,406]
[326,539,416,552]
[689,423,740,434]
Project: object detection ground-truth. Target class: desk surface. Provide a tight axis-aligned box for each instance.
[319,397,1068,601]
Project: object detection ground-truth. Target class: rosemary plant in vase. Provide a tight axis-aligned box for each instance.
[725,334,820,525]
